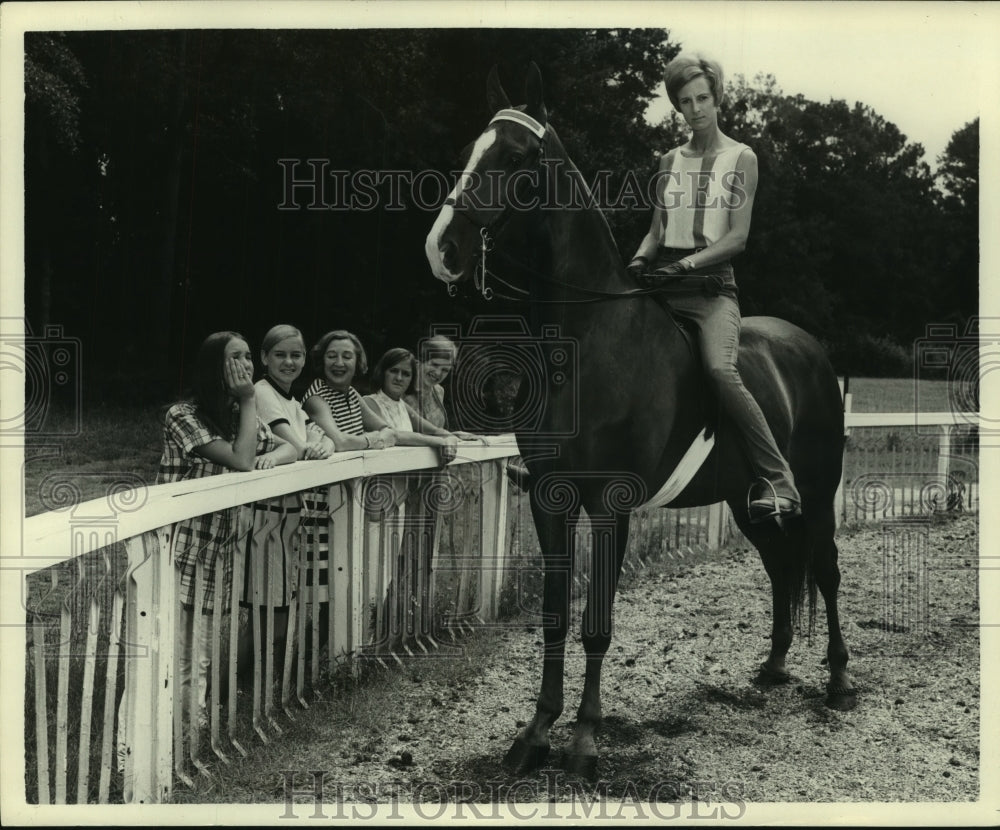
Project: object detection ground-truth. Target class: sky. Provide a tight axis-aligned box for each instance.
[642,2,990,170]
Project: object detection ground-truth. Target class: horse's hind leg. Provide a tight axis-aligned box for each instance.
[565,508,630,779]
[731,505,796,684]
[810,506,857,710]
[757,536,797,684]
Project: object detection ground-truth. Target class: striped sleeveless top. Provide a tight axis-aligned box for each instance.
[659,142,751,249]
[304,379,365,435]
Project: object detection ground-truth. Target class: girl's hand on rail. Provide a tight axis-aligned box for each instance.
[437,435,459,465]
[254,454,277,470]
[302,440,331,460]
[454,431,485,443]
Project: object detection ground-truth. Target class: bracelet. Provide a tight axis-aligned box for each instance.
[364,433,373,449]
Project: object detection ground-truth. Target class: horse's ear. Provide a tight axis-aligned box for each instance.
[524,61,547,125]
[487,65,511,113]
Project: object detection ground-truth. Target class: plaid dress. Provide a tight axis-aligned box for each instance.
[158,402,277,614]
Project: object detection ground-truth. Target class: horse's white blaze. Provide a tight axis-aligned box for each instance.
[454,128,496,201]
[425,128,497,282]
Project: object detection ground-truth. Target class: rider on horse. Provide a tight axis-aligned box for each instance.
[627,52,802,522]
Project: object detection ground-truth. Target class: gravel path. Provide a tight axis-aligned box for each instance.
[226,513,980,808]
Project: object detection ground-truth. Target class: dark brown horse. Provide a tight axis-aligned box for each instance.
[425,63,856,776]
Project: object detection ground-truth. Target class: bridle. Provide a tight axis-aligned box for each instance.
[443,108,547,300]
[442,109,689,306]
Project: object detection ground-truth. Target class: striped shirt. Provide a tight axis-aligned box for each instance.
[303,379,365,435]
[299,379,364,605]
[659,143,750,249]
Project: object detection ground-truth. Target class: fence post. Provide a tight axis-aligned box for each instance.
[836,385,853,528]
[327,484,351,666]
[121,527,173,803]
[478,460,511,621]
[706,503,722,550]
[937,424,953,484]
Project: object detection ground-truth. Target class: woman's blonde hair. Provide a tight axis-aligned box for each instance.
[664,52,725,111]
[310,329,369,376]
[418,334,457,364]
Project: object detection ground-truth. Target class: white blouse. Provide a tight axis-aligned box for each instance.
[369,390,414,432]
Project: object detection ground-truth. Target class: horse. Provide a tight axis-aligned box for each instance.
[424,62,856,777]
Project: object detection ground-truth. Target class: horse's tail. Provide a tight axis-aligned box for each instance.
[785,517,818,636]
[781,324,842,636]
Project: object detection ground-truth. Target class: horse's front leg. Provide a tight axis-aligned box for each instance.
[503,495,578,774]
[566,510,630,779]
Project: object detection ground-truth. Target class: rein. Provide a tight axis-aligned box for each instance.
[472,237,698,305]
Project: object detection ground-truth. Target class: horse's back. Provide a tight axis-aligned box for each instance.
[738,315,844,485]
[738,315,842,420]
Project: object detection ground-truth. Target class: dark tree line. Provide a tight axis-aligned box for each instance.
[24,29,978,404]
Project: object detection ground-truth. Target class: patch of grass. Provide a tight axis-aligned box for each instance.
[24,402,162,517]
[845,378,965,413]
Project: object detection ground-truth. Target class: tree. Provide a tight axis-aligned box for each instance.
[27,30,971,390]
[712,73,945,373]
[24,33,86,331]
[25,29,682,398]
[933,118,978,329]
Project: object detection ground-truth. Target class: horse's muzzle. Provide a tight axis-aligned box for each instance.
[426,204,474,283]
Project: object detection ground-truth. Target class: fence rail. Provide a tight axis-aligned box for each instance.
[15,410,980,804]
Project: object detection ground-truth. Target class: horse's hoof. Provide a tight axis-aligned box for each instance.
[563,752,598,780]
[754,665,790,686]
[503,736,549,774]
[825,685,859,711]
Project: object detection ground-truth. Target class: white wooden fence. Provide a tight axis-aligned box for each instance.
[16,406,979,805]
[836,393,980,522]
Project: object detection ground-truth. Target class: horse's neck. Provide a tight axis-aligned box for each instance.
[520,146,697,421]
[538,153,627,294]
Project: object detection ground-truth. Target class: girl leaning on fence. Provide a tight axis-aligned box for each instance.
[234,325,334,692]
[299,330,395,655]
[160,332,296,723]
[165,332,296,723]
[118,331,296,780]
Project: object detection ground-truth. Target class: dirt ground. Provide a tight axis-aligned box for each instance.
[213,513,981,809]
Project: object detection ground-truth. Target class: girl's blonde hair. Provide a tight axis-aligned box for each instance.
[261,324,306,357]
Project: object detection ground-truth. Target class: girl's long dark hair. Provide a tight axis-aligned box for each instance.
[170,331,245,440]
